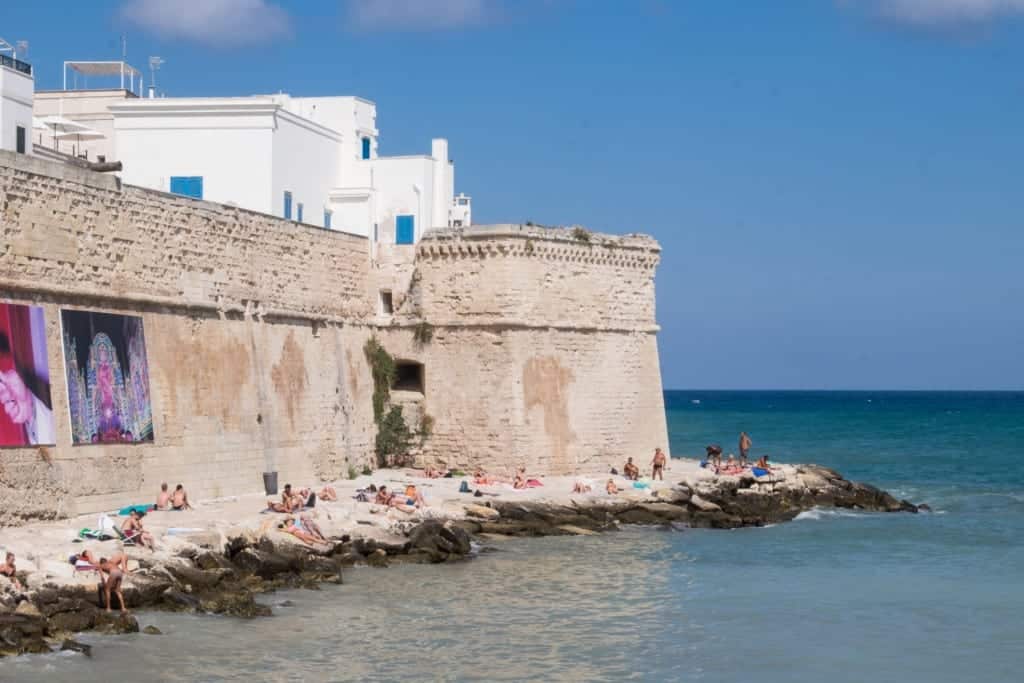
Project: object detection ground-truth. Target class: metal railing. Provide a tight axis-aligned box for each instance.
[0,54,31,75]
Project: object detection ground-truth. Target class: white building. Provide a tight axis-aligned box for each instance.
[109,93,471,240]
[0,39,33,155]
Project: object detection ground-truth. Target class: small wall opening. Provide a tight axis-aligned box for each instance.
[379,290,393,315]
[393,361,424,394]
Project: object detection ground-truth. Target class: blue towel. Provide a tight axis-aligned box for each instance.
[118,504,154,516]
[752,467,769,477]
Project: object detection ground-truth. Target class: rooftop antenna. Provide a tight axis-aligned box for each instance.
[148,55,164,98]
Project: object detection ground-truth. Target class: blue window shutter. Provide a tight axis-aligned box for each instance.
[284,191,292,219]
[361,137,371,160]
[396,215,415,245]
[297,203,304,223]
[170,176,203,199]
[324,210,332,229]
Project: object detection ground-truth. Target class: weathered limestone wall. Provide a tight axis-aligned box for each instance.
[382,225,669,475]
[0,154,669,523]
[0,151,376,524]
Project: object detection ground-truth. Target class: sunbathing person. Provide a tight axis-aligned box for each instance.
[623,457,640,481]
[281,484,304,512]
[299,513,328,543]
[755,455,773,471]
[403,485,427,507]
[473,470,497,486]
[156,482,171,510]
[513,471,527,489]
[374,486,393,505]
[318,485,338,502]
[573,480,592,494]
[424,465,448,479]
[606,479,623,495]
[281,516,324,545]
[0,552,23,591]
[706,444,723,470]
[172,484,192,510]
[266,498,290,513]
[121,510,156,550]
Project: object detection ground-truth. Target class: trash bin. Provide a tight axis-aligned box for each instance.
[262,471,278,495]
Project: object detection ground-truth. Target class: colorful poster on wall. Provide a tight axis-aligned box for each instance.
[0,303,55,447]
[60,310,154,445]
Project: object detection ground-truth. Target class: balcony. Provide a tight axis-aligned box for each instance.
[0,54,31,75]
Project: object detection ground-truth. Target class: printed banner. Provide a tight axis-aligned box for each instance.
[61,310,154,444]
[0,303,55,446]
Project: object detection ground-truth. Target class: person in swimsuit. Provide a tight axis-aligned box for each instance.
[0,552,23,590]
[172,484,192,510]
[623,457,640,481]
[755,455,772,470]
[98,553,129,613]
[374,486,392,505]
[318,486,338,502]
[404,485,426,507]
[122,510,155,550]
[156,482,171,510]
[651,448,667,481]
[281,516,323,545]
[739,432,752,466]
[606,479,622,495]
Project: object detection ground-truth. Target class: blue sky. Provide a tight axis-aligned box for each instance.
[3,1,1022,390]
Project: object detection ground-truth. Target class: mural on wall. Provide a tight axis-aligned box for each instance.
[61,310,154,444]
[0,303,55,447]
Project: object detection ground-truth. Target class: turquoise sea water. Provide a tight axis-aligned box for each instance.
[4,391,1023,682]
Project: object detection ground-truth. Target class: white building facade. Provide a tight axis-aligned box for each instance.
[110,93,471,241]
[0,49,33,155]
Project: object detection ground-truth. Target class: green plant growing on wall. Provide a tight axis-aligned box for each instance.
[412,321,434,346]
[361,465,373,476]
[571,227,592,243]
[347,464,359,480]
[376,405,413,463]
[364,337,396,421]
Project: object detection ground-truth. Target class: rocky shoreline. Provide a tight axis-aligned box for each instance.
[0,464,922,657]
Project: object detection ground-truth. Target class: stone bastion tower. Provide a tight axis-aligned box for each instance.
[0,151,667,522]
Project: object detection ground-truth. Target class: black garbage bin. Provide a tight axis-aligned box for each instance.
[263,471,278,495]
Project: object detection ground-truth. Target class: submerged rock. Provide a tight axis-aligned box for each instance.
[60,639,92,656]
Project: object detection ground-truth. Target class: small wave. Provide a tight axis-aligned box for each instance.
[794,507,873,521]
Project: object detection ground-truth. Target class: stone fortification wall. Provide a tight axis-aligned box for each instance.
[0,151,376,524]
[382,224,668,475]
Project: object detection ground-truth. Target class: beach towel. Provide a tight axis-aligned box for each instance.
[752,467,770,477]
[632,481,651,489]
[526,479,543,488]
[118,504,154,517]
[304,492,317,509]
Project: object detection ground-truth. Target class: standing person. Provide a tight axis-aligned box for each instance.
[739,432,752,466]
[651,448,667,480]
[98,555,129,613]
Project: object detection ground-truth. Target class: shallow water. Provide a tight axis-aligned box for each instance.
[4,391,1023,682]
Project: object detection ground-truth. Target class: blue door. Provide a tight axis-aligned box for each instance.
[361,137,371,160]
[283,191,292,219]
[297,203,304,224]
[170,176,203,199]
[396,215,415,245]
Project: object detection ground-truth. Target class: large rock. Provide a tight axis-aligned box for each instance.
[464,504,500,520]
[93,610,139,634]
[407,521,472,563]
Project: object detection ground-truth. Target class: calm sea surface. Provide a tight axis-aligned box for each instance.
[5,391,1023,682]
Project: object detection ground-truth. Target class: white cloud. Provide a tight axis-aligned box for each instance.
[346,0,493,31]
[120,0,292,46]
[845,0,1024,27]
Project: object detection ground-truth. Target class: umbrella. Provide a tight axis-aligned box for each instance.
[32,117,48,145]
[54,127,105,158]
[40,116,93,152]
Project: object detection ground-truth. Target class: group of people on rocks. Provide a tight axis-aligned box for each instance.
[703,432,773,475]
[471,465,544,490]
[619,447,669,482]
[265,482,337,514]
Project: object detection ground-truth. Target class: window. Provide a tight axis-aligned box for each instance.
[379,290,393,315]
[361,137,371,160]
[283,191,292,219]
[458,197,468,206]
[15,126,26,154]
[170,176,203,199]
[393,361,425,394]
[396,215,415,245]
[373,223,379,242]
[324,209,332,229]
[297,202,304,223]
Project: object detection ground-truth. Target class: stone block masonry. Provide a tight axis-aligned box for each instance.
[0,152,668,524]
